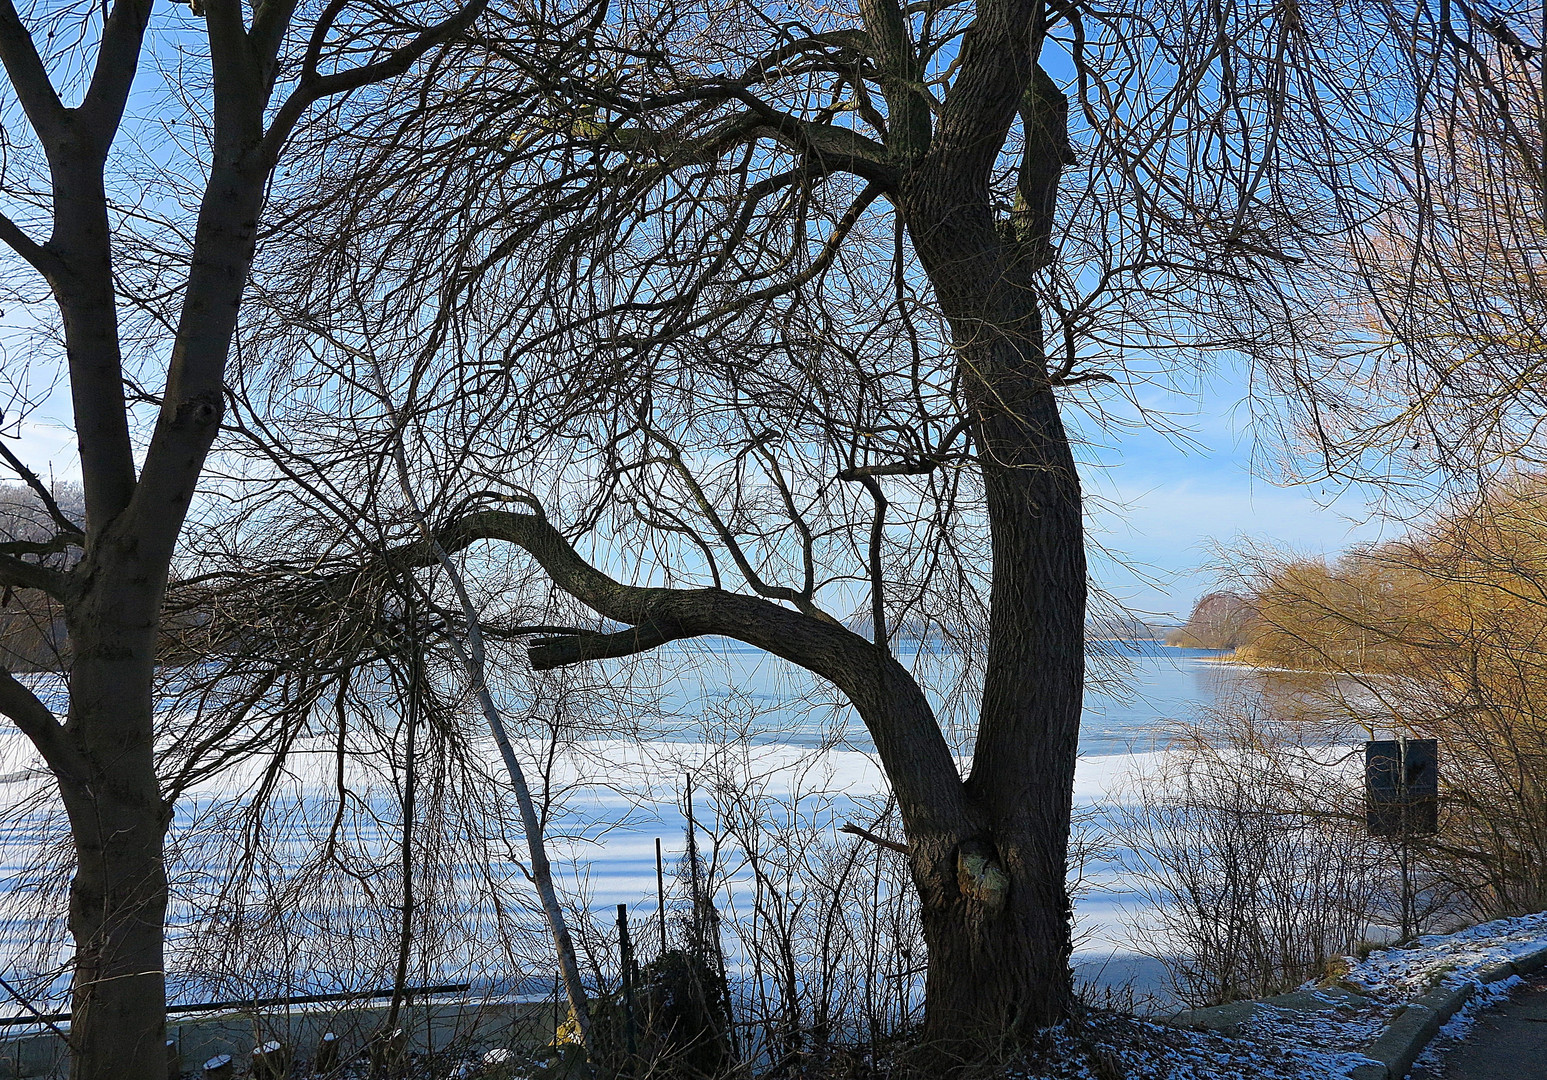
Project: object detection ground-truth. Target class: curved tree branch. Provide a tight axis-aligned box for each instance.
[0,0,66,141]
[260,0,493,168]
[0,554,67,596]
[0,665,85,782]
[425,508,971,836]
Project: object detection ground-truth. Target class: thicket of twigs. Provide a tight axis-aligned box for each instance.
[1113,708,1424,1007]
[1212,474,1547,921]
[1130,474,1547,1007]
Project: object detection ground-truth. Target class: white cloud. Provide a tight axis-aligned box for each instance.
[1088,474,1387,617]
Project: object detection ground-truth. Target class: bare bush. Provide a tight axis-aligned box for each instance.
[1113,710,1390,1007]
[1225,485,1547,920]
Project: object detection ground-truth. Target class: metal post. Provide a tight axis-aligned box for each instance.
[1396,735,1421,939]
[617,903,637,1060]
[685,777,702,953]
[1400,831,1414,940]
[656,837,667,958]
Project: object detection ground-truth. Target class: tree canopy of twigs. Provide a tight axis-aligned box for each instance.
[0,2,492,1077]
[202,0,1496,1048]
[1256,2,1547,493]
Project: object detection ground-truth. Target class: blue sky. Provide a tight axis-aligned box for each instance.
[1077,360,1386,620]
[7,357,1384,622]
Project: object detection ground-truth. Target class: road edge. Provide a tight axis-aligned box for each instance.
[1344,943,1547,1080]
[1164,942,1547,1080]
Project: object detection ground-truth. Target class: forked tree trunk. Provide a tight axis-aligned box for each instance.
[408,1,1087,1041]
[433,392,1086,1045]
[0,6,489,1080]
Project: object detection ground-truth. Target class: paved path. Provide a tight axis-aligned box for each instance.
[1417,971,1547,1079]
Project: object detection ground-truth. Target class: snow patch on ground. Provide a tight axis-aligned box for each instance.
[1002,1014,1380,1080]
[1411,974,1524,1073]
[1346,911,1547,998]
[1059,911,1547,1079]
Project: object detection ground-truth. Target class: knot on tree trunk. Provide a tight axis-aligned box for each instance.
[168,389,223,431]
[956,839,1009,912]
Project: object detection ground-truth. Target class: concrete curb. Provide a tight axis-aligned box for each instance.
[1163,941,1547,1080]
[1167,985,1378,1038]
[1345,942,1547,1080]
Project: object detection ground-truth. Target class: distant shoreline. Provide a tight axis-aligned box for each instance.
[1194,653,1383,679]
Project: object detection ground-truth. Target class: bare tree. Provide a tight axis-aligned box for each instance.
[223,0,1417,1045]
[0,2,489,1077]
[1256,1,1547,489]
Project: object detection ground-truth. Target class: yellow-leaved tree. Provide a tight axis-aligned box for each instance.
[1230,476,1547,915]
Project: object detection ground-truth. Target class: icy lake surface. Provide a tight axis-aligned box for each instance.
[0,640,1260,1013]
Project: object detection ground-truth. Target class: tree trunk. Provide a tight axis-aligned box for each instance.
[899,123,1086,1038]
[848,567,1079,1043]
[437,467,1085,1043]
[58,552,175,1080]
[0,7,492,1079]
[906,681,1079,1045]
[916,837,1073,1039]
[60,786,170,1080]
[953,379,1085,1035]
[913,371,1084,1044]
[58,694,171,1077]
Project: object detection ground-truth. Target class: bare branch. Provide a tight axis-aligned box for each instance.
[0,438,85,541]
[839,459,939,480]
[260,0,492,168]
[643,427,833,621]
[0,665,84,782]
[0,554,66,596]
[528,618,684,669]
[0,211,64,279]
[841,821,911,855]
[76,0,155,153]
[424,508,965,825]
[0,0,65,139]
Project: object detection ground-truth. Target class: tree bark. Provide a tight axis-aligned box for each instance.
[58,608,174,1080]
[57,792,171,1080]
[887,4,1085,1032]
[896,220,1086,1043]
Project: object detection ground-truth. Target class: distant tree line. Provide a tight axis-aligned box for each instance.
[1166,592,1258,651]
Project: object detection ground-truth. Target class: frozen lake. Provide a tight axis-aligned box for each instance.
[560,638,1251,1003]
[0,640,1262,1018]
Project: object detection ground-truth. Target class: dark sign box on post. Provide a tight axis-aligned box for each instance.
[1366,738,1438,837]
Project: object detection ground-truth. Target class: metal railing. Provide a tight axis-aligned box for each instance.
[0,983,472,1027]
